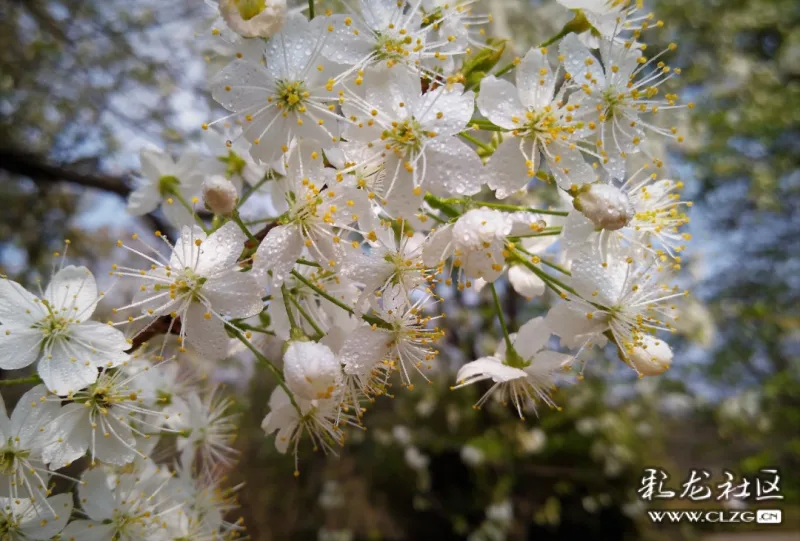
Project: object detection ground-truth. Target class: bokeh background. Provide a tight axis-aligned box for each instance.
[1,0,798,539]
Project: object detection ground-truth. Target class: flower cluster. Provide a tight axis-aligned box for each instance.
[0,0,693,530]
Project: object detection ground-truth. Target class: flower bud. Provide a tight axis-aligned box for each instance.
[219,0,287,39]
[202,175,239,215]
[628,336,673,376]
[573,183,632,231]
[283,341,343,402]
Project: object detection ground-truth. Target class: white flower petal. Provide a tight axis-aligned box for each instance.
[571,247,627,304]
[486,137,531,199]
[93,416,137,466]
[37,341,99,395]
[252,224,304,286]
[41,403,89,471]
[211,60,273,112]
[340,325,392,375]
[559,34,605,89]
[513,316,552,360]
[508,266,546,300]
[0,327,42,370]
[456,357,527,385]
[516,47,557,110]
[418,85,475,137]
[69,321,130,367]
[203,272,263,319]
[44,265,98,321]
[425,138,485,196]
[0,277,47,324]
[548,142,593,189]
[476,76,527,129]
[60,521,116,541]
[195,221,247,276]
[184,303,230,360]
[17,493,73,539]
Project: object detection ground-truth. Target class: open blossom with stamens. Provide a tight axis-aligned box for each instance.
[165,458,244,540]
[0,265,130,394]
[0,493,73,540]
[478,47,593,195]
[324,0,467,80]
[562,168,691,260]
[166,387,240,480]
[545,248,685,372]
[261,386,354,472]
[453,317,572,418]
[252,143,371,284]
[0,385,60,501]
[60,467,180,540]
[340,222,432,305]
[43,368,171,468]
[210,14,343,164]
[423,207,512,283]
[361,286,442,387]
[114,221,262,360]
[560,34,686,178]
[128,148,205,228]
[341,67,484,213]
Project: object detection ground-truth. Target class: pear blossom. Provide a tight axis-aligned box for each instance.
[218,0,287,39]
[166,387,239,479]
[545,248,685,373]
[261,386,353,470]
[423,207,512,283]
[114,221,263,360]
[59,467,179,541]
[559,34,686,178]
[323,0,467,80]
[453,317,572,418]
[351,286,443,388]
[252,142,371,284]
[42,368,172,469]
[210,14,343,164]
[562,168,691,260]
[341,67,484,210]
[477,47,593,195]
[0,385,61,501]
[128,148,205,228]
[0,494,73,540]
[340,222,433,305]
[0,265,130,394]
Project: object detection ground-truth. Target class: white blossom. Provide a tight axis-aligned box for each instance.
[114,221,263,360]
[0,385,60,501]
[545,247,685,373]
[252,142,371,284]
[423,207,511,283]
[128,148,205,228]
[559,33,686,177]
[453,317,571,418]
[0,494,73,540]
[562,168,691,260]
[210,14,344,164]
[477,47,593,195]
[0,266,129,394]
[341,67,484,212]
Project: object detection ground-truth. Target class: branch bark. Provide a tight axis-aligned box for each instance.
[0,146,132,196]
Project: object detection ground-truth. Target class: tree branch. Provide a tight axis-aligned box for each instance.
[0,146,132,196]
